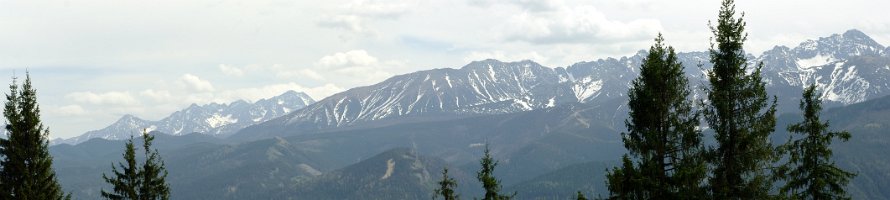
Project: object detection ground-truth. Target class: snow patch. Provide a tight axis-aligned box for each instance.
[205,114,237,128]
[796,54,835,69]
[572,77,604,102]
[546,97,556,108]
[444,74,453,88]
[487,65,497,80]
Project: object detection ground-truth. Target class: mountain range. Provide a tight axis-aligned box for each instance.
[233,29,889,141]
[51,29,890,199]
[56,91,314,145]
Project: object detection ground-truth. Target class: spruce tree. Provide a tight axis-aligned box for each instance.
[434,167,458,200]
[102,136,141,200]
[605,34,707,199]
[139,132,170,200]
[704,0,778,199]
[776,85,855,200]
[476,144,514,200]
[102,130,170,200]
[0,73,70,200]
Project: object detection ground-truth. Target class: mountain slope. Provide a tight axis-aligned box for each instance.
[280,148,451,200]
[232,59,626,140]
[59,91,314,145]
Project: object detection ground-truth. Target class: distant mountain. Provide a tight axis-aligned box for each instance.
[760,29,890,105]
[233,58,638,140]
[57,91,314,145]
[234,29,890,141]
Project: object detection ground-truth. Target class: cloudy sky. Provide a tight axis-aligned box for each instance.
[1,0,888,139]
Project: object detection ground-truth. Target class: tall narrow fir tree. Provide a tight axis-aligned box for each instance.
[0,73,70,200]
[477,144,514,200]
[704,0,778,199]
[776,85,855,200]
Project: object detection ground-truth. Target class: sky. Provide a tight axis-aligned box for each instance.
[1,0,888,139]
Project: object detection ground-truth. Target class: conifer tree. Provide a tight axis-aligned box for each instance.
[704,0,778,199]
[102,136,141,200]
[476,144,514,200]
[102,130,170,200]
[139,132,170,200]
[605,34,707,199]
[0,73,70,200]
[434,167,458,200]
[776,85,855,200]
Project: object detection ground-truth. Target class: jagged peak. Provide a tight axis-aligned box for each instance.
[461,59,547,70]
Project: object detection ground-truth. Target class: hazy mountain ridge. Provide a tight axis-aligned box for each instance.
[58,91,314,145]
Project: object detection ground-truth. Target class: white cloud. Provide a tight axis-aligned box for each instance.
[345,0,412,19]
[179,74,215,92]
[317,0,414,34]
[47,105,88,117]
[318,15,367,33]
[314,50,406,86]
[66,91,139,106]
[139,89,174,102]
[275,68,326,81]
[468,0,563,12]
[316,50,380,67]
[218,64,245,77]
[500,5,662,45]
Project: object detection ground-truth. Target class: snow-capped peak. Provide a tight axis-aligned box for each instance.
[56,90,315,145]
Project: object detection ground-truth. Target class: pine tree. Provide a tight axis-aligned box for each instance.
[102,130,170,200]
[434,167,459,200]
[776,85,855,200]
[704,0,778,199]
[0,73,70,200]
[605,34,707,199]
[606,155,641,199]
[476,144,514,200]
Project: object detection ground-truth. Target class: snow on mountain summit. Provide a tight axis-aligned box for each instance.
[56,90,315,145]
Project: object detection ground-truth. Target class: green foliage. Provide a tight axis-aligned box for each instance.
[606,34,707,199]
[0,73,70,200]
[102,131,170,200]
[102,136,140,199]
[703,0,779,199]
[477,144,514,200]
[434,168,459,200]
[775,85,856,200]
